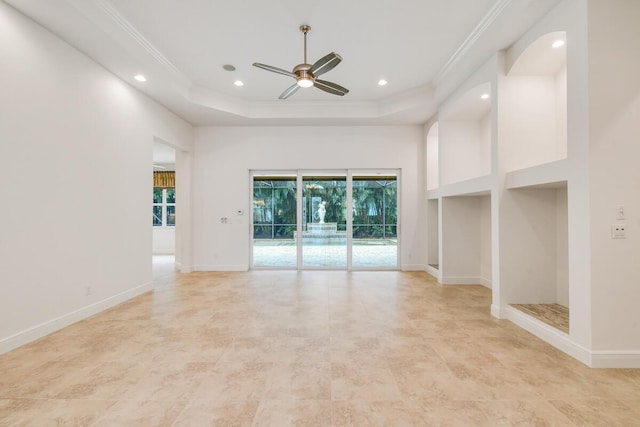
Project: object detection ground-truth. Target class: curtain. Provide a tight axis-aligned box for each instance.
[153,171,175,188]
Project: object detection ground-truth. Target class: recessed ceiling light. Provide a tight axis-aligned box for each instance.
[134,74,147,82]
[223,64,236,72]
[552,40,565,48]
[378,79,388,86]
[234,80,244,87]
[481,93,490,100]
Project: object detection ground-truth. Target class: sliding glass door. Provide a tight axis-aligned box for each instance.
[351,174,398,268]
[251,170,399,270]
[301,174,347,268]
[252,174,297,268]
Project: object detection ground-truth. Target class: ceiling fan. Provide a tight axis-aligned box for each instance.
[253,25,349,99]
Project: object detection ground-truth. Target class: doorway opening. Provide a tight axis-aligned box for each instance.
[152,141,176,280]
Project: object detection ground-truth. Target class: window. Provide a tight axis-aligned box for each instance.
[153,188,175,226]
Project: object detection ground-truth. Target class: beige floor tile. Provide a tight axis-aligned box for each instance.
[444,361,542,400]
[1,269,639,425]
[331,361,402,401]
[216,337,279,364]
[331,400,415,426]
[548,399,640,426]
[5,360,96,399]
[123,361,215,401]
[0,398,111,426]
[264,362,331,400]
[270,337,331,365]
[173,400,259,426]
[330,336,386,365]
[478,400,576,426]
[92,399,187,426]
[253,399,332,426]
[193,361,272,402]
[408,399,491,427]
[54,360,150,400]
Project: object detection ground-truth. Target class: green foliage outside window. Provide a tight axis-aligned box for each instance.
[252,177,396,239]
[153,188,176,227]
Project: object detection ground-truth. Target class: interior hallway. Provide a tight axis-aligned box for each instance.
[1,270,639,425]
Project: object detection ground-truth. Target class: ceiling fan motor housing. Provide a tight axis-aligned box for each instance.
[293,63,314,86]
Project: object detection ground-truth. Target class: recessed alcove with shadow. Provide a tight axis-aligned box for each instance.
[503,182,569,334]
[426,83,493,287]
[499,31,570,333]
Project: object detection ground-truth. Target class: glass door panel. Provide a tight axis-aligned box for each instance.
[301,175,347,268]
[352,174,398,268]
[252,175,297,267]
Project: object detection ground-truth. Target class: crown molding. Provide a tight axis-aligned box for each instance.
[433,0,513,86]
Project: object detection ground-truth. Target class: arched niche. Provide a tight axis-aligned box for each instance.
[509,31,567,76]
[504,31,567,171]
[438,82,492,186]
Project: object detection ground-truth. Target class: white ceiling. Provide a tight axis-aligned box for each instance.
[6,0,562,125]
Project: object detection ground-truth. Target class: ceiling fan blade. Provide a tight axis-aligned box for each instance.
[314,79,349,96]
[279,83,300,99]
[252,63,296,78]
[310,52,342,77]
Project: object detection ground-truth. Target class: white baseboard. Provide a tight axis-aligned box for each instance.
[401,263,426,271]
[440,276,485,285]
[194,264,249,272]
[0,282,153,356]
[478,277,492,289]
[590,351,640,368]
[491,304,504,319]
[424,265,440,279]
[177,263,193,273]
[503,305,592,366]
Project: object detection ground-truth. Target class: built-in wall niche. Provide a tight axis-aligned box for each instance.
[426,122,439,190]
[426,199,439,272]
[438,83,492,186]
[440,194,492,287]
[502,183,569,333]
[504,31,567,172]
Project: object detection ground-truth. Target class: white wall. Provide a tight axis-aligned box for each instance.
[556,65,568,160]
[440,195,491,286]
[502,76,560,172]
[426,199,439,267]
[192,126,424,271]
[556,186,569,306]
[587,0,640,352]
[426,122,439,190]
[441,196,481,284]
[439,120,484,185]
[153,228,176,254]
[0,3,193,353]
[500,188,559,304]
[480,113,492,177]
[480,195,492,288]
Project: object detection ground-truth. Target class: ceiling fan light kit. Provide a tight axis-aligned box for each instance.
[253,24,349,99]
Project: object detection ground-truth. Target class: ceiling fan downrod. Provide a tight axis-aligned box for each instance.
[300,25,310,64]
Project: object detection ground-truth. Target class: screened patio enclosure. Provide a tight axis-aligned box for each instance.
[252,171,399,270]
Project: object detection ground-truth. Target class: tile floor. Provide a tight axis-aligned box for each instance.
[512,303,570,334]
[1,269,640,426]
